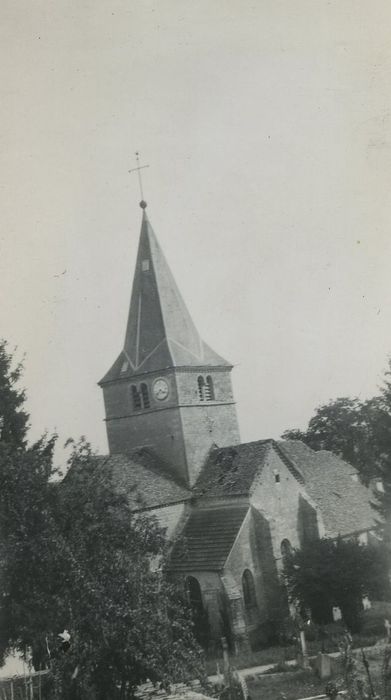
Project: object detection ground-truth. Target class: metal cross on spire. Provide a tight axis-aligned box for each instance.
[128,151,150,209]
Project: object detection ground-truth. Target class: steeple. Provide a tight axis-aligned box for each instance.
[100,210,230,384]
[99,206,240,487]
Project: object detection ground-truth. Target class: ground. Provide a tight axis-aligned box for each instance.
[247,644,386,700]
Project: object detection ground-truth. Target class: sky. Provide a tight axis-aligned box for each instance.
[1,1,391,465]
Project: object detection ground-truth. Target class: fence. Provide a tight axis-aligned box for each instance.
[0,670,50,700]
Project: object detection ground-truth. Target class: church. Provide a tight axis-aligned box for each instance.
[96,200,377,650]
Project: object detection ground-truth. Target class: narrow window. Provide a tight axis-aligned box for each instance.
[197,376,205,401]
[205,375,215,401]
[131,385,142,411]
[242,569,257,611]
[140,383,150,409]
[280,539,293,561]
[274,471,280,484]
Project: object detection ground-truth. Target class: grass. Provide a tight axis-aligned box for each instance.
[247,645,387,700]
[206,602,389,676]
[247,669,328,700]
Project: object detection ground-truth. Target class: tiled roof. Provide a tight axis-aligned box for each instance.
[277,440,377,537]
[193,440,272,497]
[67,449,192,511]
[169,505,249,571]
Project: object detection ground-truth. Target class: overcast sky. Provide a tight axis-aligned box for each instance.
[1,1,391,464]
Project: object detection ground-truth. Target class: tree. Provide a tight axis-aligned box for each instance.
[0,340,29,447]
[282,356,391,548]
[0,340,59,666]
[48,440,205,699]
[283,537,389,633]
[0,345,204,698]
[283,396,391,484]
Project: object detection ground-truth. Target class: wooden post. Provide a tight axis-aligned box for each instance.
[300,630,310,669]
[222,636,230,684]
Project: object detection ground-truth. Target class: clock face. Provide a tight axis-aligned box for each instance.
[153,378,169,401]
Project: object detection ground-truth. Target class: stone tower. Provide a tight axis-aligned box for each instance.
[99,206,240,486]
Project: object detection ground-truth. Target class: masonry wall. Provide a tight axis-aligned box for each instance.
[101,367,240,486]
[175,368,236,405]
[250,447,322,565]
[224,510,267,623]
[102,370,189,483]
[175,570,225,645]
[179,404,240,486]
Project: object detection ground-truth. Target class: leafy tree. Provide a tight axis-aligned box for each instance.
[48,440,205,699]
[0,340,59,666]
[282,356,391,547]
[283,537,390,633]
[0,340,29,447]
[0,345,204,698]
[282,396,391,484]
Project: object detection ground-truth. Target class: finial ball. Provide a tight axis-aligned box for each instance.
[139,200,147,209]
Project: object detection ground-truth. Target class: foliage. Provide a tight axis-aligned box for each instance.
[50,439,205,699]
[0,345,205,698]
[340,635,377,700]
[282,396,391,485]
[0,410,59,664]
[283,538,390,633]
[0,339,29,447]
[282,355,391,554]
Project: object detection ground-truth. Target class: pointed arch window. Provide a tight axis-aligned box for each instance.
[205,375,215,401]
[242,569,257,611]
[197,376,205,401]
[140,383,150,409]
[131,385,142,411]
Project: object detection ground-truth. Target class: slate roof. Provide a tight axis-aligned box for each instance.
[193,439,304,498]
[169,505,249,571]
[194,440,272,497]
[276,440,377,537]
[100,211,229,384]
[67,449,192,512]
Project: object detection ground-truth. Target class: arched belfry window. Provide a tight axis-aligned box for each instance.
[131,385,142,411]
[242,569,257,611]
[198,376,205,401]
[198,375,215,401]
[140,383,150,409]
[205,375,215,401]
[131,383,150,411]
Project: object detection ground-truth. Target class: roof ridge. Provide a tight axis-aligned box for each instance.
[272,440,305,484]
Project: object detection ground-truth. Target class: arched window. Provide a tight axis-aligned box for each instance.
[280,539,293,561]
[131,385,142,410]
[185,576,209,648]
[242,569,257,611]
[197,376,205,401]
[186,576,204,614]
[205,375,215,401]
[140,383,150,409]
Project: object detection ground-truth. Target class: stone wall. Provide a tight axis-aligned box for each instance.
[101,367,240,487]
[250,446,323,564]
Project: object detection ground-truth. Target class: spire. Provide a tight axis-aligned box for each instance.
[100,211,230,384]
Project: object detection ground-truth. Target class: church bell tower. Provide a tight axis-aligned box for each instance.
[99,203,240,487]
